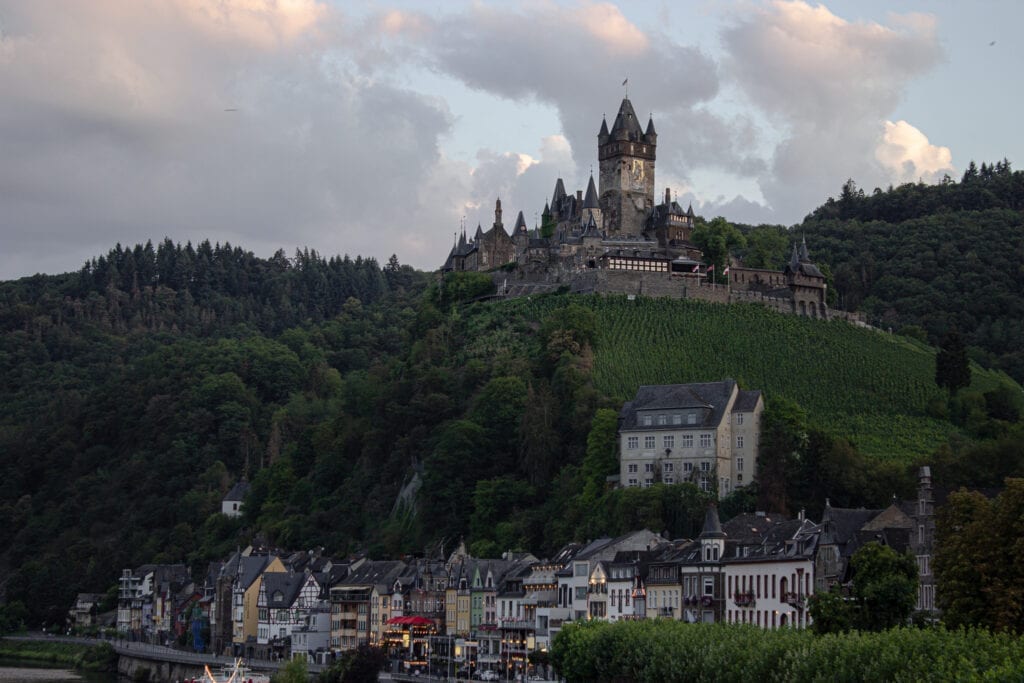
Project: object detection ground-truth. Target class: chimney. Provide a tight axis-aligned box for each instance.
[665,188,671,204]
[577,190,583,203]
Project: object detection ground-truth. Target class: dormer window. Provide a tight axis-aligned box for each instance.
[687,413,696,425]
[642,415,652,426]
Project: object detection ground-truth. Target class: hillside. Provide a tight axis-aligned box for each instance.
[794,163,1024,384]
[465,295,1010,462]
[0,245,1021,627]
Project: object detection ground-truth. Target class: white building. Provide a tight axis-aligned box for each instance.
[618,380,763,496]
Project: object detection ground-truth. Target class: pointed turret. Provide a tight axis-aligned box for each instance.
[493,197,503,229]
[609,97,645,142]
[474,223,483,241]
[645,115,657,144]
[699,503,726,563]
[513,210,527,234]
[686,203,695,218]
[583,174,599,209]
[551,178,567,207]
[798,235,810,262]
[789,243,800,270]
[699,504,726,540]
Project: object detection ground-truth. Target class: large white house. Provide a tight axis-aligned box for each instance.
[618,380,763,496]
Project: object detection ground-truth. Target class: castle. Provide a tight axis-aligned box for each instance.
[441,96,830,319]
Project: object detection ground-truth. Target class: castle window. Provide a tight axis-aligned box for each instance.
[644,478,653,487]
[664,435,674,449]
[627,436,638,450]
[736,435,744,449]
[628,464,638,473]
[701,461,711,472]
[687,413,697,425]
[673,414,682,424]
[700,434,713,448]
[628,478,638,487]
[737,413,744,425]
[737,458,744,472]
[657,415,668,425]
[644,463,654,473]
[644,436,656,449]
[664,476,674,484]
[643,415,653,426]
[663,462,674,473]
[681,435,693,448]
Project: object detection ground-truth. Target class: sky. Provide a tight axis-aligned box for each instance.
[0,0,1020,280]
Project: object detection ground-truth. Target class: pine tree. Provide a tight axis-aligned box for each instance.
[936,329,971,395]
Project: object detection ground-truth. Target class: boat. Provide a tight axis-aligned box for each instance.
[196,658,272,683]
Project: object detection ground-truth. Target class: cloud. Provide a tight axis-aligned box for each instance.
[722,0,945,219]
[0,0,467,277]
[876,119,954,184]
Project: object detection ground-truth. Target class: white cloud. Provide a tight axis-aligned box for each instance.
[722,0,944,219]
[876,119,954,184]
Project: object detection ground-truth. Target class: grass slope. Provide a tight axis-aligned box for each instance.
[482,294,1011,461]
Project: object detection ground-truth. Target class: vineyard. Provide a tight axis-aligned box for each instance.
[463,294,1013,461]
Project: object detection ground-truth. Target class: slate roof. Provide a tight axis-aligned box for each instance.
[619,380,738,432]
[262,572,306,609]
[224,480,250,502]
[609,98,646,142]
[583,175,599,208]
[731,390,763,413]
[699,505,726,539]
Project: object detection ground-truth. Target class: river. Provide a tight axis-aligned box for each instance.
[0,662,119,682]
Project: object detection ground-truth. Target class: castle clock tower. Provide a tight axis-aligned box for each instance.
[598,97,656,236]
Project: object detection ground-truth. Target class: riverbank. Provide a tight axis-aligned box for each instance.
[0,640,118,673]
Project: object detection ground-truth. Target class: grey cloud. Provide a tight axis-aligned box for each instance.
[0,1,465,277]
[722,2,944,221]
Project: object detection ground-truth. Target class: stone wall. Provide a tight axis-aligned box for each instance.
[119,654,207,682]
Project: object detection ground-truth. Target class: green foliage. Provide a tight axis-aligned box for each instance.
[849,542,919,631]
[551,620,1024,682]
[935,478,1024,632]
[432,271,495,307]
[272,656,309,683]
[808,543,918,634]
[691,217,745,274]
[936,329,971,395]
[318,645,387,683]
[800,168,1024,383]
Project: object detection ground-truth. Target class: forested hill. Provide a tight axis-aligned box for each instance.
[2,238,1022,627]
[794,160,1024,383]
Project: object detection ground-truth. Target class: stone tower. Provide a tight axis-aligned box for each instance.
[598,97,656,236]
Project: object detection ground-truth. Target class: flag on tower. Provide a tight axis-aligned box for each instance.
[622,78,628,86]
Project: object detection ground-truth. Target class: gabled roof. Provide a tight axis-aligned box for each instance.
[731,390,762,413]
[262,572,307,609]
[224,480,250,502]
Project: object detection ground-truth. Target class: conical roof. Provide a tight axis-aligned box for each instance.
[514,211,527,232]
[699,504,726,539]
[609,98,644,141]
[799,235,810,262]
[645,115,657,136]
[598,117,609,137]
[551,178,567,205]
[583,174,599,208]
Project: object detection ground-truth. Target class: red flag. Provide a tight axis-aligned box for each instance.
[706,264,714,272]
[723,267,730,275]
[691,264,699,273]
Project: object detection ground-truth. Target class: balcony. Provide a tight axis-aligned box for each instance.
[733,591,755,608]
